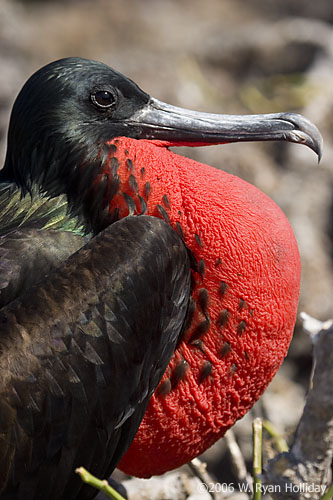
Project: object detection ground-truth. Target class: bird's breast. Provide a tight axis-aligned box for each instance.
[99,137,300,477]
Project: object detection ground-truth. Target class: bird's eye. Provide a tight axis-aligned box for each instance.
[91,90,116,109]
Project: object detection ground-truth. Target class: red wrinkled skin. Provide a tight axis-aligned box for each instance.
[101,137,300,477]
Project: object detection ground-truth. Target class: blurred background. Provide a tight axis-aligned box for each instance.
[0,0,332,493]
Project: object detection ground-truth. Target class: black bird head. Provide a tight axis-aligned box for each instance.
[1,57,323,232]
[2,58,150,198]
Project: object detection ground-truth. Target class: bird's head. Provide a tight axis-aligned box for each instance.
[2,57,323,231]
[2,58,150,202]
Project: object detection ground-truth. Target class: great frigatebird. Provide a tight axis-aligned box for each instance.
[0,57,322,498]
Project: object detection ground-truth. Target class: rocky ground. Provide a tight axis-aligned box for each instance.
[0,0,332,498]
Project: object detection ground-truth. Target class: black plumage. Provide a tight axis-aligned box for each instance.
[0,185,86,308]
[0,215,191,500]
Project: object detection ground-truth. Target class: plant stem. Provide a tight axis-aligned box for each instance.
[252,418,263,500]
[75,467,126,500]
[262,419,289,453]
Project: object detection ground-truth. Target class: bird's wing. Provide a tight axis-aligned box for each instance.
[0,228,86,308]
[0,183,87,307]
[0,215,191,500]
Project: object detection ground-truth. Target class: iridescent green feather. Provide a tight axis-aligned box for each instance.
[0,183,84,236]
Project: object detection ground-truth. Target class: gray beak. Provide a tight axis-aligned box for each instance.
[128,97,323,160]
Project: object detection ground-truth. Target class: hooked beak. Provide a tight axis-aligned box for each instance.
[128,98,323,160]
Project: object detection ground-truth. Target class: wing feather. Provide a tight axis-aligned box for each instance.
[0,215,191,500]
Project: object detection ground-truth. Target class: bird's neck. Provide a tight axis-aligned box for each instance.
[80,137,184,234]
[1,136,186,235]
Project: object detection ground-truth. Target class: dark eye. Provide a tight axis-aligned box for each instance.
[91,90,116,109]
